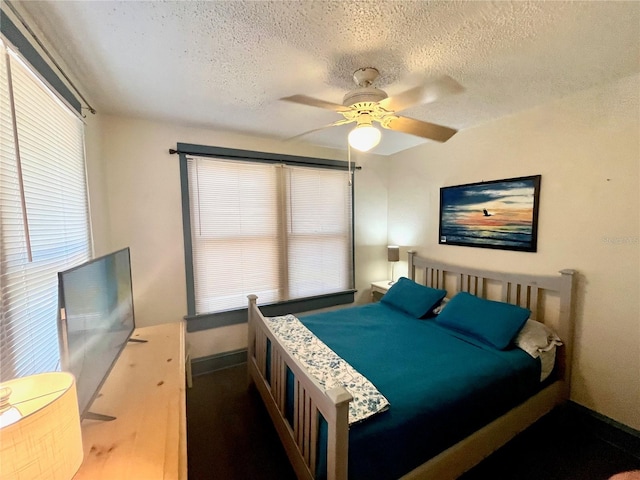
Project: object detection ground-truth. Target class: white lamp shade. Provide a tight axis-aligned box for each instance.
[0,372,83,480]
[348,124,381,152]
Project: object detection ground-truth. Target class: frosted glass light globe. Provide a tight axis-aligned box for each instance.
[348,124,381,152]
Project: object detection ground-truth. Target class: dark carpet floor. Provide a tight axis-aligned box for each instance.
[187,364,640,480]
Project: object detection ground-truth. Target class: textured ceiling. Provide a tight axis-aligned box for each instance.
[14,0,640,155]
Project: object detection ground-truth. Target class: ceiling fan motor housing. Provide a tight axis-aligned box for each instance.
[342,86,388,107]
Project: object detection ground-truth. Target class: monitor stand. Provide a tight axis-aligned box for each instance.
[84,411,116,422]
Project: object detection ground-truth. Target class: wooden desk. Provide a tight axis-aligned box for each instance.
[74,322,187,480]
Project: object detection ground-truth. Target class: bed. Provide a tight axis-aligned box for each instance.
[247,252,576,479]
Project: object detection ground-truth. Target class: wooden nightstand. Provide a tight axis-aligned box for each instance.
[371,280,392,302]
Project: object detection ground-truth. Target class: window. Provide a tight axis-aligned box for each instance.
[0,40,91,381]
[179,145,355,328]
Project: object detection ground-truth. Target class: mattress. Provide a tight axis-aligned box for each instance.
[296,302,541,480]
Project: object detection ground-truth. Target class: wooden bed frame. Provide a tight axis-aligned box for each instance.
[247,252,576,480]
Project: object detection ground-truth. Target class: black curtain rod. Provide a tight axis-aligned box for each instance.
[169,148,362,170]
[5,0,96,115]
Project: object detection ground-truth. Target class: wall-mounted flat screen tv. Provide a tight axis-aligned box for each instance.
[57,247,135,419]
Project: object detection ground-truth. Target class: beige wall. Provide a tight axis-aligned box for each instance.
[95,116,389,358]
[387,74,640,430]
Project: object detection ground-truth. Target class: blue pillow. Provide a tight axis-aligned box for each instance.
[436,292,530,350]
[380,277,446,318]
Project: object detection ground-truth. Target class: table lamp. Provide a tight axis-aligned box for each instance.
[387,245,400,284]
[0,372,83,480]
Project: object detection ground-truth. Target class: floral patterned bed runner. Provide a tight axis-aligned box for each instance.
[264,314,390,425]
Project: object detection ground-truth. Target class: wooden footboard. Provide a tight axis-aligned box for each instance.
[247,295,352,480]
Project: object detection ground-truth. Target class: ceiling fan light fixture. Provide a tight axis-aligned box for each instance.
[348,123,381,152]
[282,68,462,147]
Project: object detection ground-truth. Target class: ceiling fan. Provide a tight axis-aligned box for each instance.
[282,67,464,152]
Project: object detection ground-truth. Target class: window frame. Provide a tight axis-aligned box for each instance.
[176,142,357,332]
[0,12,81,114]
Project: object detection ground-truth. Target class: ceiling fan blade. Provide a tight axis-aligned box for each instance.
[285,118,354,141]
[379,75,464,113]
[385,116,457,143]
[281,94,351,113]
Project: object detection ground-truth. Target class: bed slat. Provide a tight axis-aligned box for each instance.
[257,329,265,377]
[280,353,286,412]
[310,405,318,477]
[425,267,445,289]
[529,286,539,320]
[458,273,484,296]
[274,349,285,414]
[501,282,538,312]
[501,281,510,303]
[515,284,524,307]
[457,273,469,292]
[295,380,302,446]
[304,392,312,464]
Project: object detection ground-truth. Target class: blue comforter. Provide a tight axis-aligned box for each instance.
[298,302,540,480]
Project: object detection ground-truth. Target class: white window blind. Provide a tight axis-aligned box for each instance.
[187,156,352,314]
[0,42,91,382]
[285,167,352,299]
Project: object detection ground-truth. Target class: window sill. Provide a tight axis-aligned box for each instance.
[184,290,356,332]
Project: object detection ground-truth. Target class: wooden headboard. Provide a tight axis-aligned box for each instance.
[407,251,577,393]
